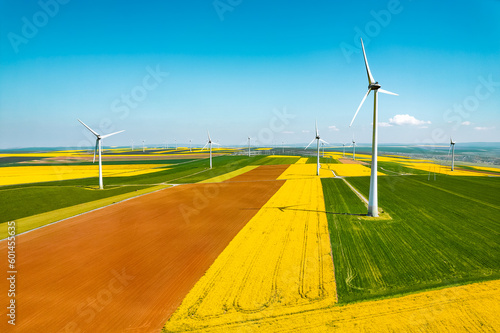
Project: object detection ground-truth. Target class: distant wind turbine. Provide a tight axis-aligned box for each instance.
[201,130,220,169]
[305,121,329,176]
[248,136,251,157]
[342,143,346,157]
[349,38,398,217]
[78,119,124,189]
[352,138,356,161]
[142,140,145,153]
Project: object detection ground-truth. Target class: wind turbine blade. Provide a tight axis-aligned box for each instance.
[201,142,209,151]
[78,119,99,137]
[378,88,398,96]
[207,130,211,142]
[100,130,125,139]
[304,138,316,150]
[360,38,375,85]
[213,142,221,146]
[319,139,329,145]
[350,89,371,127]
[315,120,319,137]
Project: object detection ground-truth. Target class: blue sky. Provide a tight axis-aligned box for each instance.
[0,0,499,148]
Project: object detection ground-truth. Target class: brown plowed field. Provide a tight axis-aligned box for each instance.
[226,164,289,182]
[0,171,285,332]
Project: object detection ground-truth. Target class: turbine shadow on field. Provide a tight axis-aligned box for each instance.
[242,204,366,216]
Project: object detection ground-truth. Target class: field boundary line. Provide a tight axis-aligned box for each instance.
[342,178,368,206]
[0,184,176,241]
[413,178,500,210]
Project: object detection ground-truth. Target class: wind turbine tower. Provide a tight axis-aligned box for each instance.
[349,38,398,217]
[305,121,329,176]
[450,138,456,171]
[201,131,220,169]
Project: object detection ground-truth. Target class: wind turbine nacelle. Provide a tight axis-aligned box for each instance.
[369,82,381,90]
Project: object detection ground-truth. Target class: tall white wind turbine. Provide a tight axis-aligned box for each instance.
[201,130,220,169]
[305,121,329,176]
[450,138,456,171]
[78,119,124,189]
[349,38,398,217]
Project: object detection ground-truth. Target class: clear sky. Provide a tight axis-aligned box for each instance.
[0,0,499,149]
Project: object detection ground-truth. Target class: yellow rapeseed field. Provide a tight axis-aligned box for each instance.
[198,166,259,183]
[460,165,500,173]
[163,178,337,331]
[170,280,499,332]
[277,164,336,179]
[0,164,168,186]
[295,157,309,164]
[400,162,487,176]
[328,164,385,177]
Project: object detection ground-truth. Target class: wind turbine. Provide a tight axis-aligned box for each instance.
[131,140,134,151]
[78,119,124,189]
[248,136,251,157]
[201,130,220,169]
[305,121,329,176]
[142,140,145,153]
[342,143,346,157]
[349,38,398,217]
[449,138,456,171]
[189,139,192,152]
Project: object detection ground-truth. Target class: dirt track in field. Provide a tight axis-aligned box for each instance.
[226,164,289,182]
[0,168,285,332]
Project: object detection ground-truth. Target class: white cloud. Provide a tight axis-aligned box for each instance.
[301,130,310,133]
[378,122,393,127]
[461,121,471,126]
[328,125,339,131]
[474,126,494,131]
[389,114,431,126]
